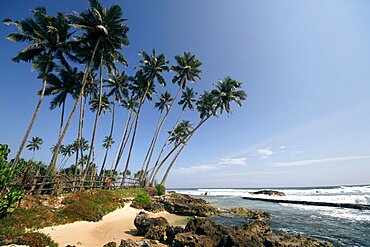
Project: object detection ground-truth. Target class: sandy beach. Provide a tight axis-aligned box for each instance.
[38,203,188,247]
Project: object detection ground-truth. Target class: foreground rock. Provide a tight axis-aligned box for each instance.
[158,192,218,217]
[134,212,169,241]
[229,207,270,219]
[134,213,333,247]
[250,190,286,196]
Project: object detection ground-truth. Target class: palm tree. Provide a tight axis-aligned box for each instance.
[48,0,129,175]
[26,136,43,160]
[149,87,197,185]
[58,144,74,171]
[99,136,115,176]
[140,91,173,180]
[44,65,82,137]
[110,95,138,175]
[159,77,247,185]
[103,70,129,161]
[4,9,73,168]
[121,50,169,186]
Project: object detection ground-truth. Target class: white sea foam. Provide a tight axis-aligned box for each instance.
[175,185,370,205]
[279,203,370,222]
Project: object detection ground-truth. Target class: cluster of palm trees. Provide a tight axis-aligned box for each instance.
[4,0,247,187]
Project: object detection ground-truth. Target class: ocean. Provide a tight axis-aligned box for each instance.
[173,185,370,247]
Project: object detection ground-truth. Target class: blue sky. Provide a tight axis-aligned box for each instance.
[1,0,369,188]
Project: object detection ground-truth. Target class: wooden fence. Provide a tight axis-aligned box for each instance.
[11,174,140,195]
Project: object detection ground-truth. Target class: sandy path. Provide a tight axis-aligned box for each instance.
[38,203,188,247]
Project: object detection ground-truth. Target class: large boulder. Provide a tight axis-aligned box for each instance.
[250,190,286,196]
[230,207,270,219]
[119,239,158,247]
[134,212,169,240]
[158,193,218,217]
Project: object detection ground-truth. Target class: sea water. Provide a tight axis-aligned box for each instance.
[173,185,370,247]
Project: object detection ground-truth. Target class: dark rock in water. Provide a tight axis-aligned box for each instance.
[172,232,219,247]
[133,212,169,237]
[119,239,158,247]
[264,232,332,247]
[158,193,218,217]
[229,207,270,219]
[166,226,186,245]
[103,242,117,247]
[250,190,286,196]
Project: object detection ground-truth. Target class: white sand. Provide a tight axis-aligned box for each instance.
[38,203,187,247]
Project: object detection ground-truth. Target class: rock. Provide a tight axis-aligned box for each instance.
[172,232,219,247]
[133,212,169,240]
[185,218,229,237]
[264,232,333,247]
[166,226,185,245]
[144,202,164,213]
[158,193,218,217]
[230,207,270,219]
[103,242,117,247]
[250,190,286,196]
[119,239,158,247]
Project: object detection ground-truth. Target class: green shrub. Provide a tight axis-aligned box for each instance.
[156,183,165,196]
[133,192,151,208]
[0,144,24,219]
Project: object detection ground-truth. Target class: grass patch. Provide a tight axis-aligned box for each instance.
[0,188,144,246]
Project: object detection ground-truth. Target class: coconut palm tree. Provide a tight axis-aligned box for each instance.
[121,50,169,186]
[149,88,197,185]
[140,91,173,180]
[26,136,43,161]
[110,95,138,175]
[4,9,73,168]
[159,77,247,185]
[44,65,82,137]
[58,144,74,171]
[48,0,129,175]
[99,136,115,176]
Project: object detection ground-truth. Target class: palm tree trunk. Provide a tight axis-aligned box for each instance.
[110,110,132,174]
[12,81,47,169]
[160,117,210,185]
[112,111,135,175]
[74,95,84,175]
[143,88,182,181]
[84,56,103,180]
[39,39,100,193]
[121,82,151,187]
[99,100,115,176]
[148,109,185,185]
[58,101,66,138]
[139,112,163,180]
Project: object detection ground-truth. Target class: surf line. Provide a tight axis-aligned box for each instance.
[242,197,370,210]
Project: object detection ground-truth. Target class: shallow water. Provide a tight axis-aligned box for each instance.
[174,185,370,247]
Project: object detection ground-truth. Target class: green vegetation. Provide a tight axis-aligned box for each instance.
[0,144,25,219]
[3,0,246,189]
[133,191,152,208]
[156,183,166,196]
[0,188,144,246]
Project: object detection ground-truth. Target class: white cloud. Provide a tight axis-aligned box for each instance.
[280,145,287,149]
[173,157,247,174]
[271,155,370,167]
[256,148,274,159]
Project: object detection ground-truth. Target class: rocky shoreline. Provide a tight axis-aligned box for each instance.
[105,192,333,247]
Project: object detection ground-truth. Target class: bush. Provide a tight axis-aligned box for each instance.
[156,183,165,196]
[132,192,151,209]
[0,144,24,219]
